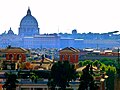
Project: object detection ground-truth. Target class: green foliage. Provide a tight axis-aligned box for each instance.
[2,72,19,90]
[116,63,120,76]
[78,64,98,90]
[100,63,107,71]
[100,58,116,66]
[27,57,33,62]
[92,60,101,67]
[79,59,117,90]
[99,63,116,90]
[76,72,82,78]
[30,73,40,83]
[105,65,116,90]
[82,60,93,66]
[79,61,83,67]
[48,61,77,89]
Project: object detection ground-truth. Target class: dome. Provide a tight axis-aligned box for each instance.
[19,8,40,36]
[20,8,38,26]
[7,27,14,35]
[72,29,77,34]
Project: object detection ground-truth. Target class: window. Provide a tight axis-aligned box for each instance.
[17,54,21,60]
[9,54,13,60]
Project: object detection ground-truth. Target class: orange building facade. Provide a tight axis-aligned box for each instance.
[6,52,26,62]
[59,47,80,63]
[0,46,30,70]
[1,46,28,63]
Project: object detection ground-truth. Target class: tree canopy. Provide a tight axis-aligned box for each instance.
[78,64,98,90]
[2,72,19,90]
[48,61,77,90]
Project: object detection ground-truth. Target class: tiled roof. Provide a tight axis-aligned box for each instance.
[59,47,80,53]
[0,47,28,53]
[32,58,54,70]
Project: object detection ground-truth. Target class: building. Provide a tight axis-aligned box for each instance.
[23,35,60,49]
[0,8,61,49]
[0,8,120,49]
[59,47,80,63]
[0,46,30,70]
[76,66,108,90]
[18,8,40,37]
[0,28,22,48]
[60,38,74,48]
[79,48,120,60]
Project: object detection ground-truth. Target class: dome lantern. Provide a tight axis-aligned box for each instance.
[27,7,31,15]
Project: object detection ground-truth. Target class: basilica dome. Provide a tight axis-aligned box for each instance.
[20,8,38,26]
[19,8,39,36]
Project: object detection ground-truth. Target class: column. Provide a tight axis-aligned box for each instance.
[6,53,9,60]
[60,55,63,61]
[75,55,79,63]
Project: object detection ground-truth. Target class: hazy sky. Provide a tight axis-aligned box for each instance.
[0,0,120,34]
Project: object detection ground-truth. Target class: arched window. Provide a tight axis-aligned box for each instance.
[9,54,13,60]
[17,54,21,60]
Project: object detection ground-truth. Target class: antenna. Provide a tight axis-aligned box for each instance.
[58,26,59,34]
[58,26,60,36]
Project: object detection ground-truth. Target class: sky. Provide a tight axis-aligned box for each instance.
[1,0,120,34]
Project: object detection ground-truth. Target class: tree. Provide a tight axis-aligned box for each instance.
[78,64,98,90]
[79,61,83,67]
[82,60,93,66]
[78,59,117,90]
[100,58,116,66]
[106,65,116,90]
[2,72,19,90]
[48,61,77,90]
[30,73,39,83]
[93,60,101,68]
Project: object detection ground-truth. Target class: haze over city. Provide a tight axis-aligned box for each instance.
[1,0,120,34]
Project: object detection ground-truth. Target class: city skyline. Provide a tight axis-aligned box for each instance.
[1,0,120,34]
